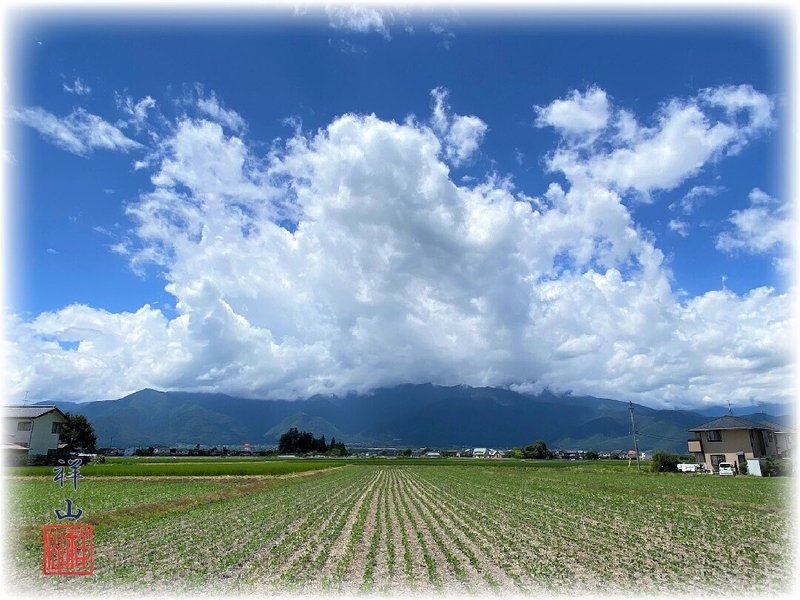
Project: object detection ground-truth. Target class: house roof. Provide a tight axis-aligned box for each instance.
[689,415,778,432]
[758,421,795,434]
[4,405,68,420]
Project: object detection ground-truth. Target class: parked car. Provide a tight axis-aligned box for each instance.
[718,462,736,476]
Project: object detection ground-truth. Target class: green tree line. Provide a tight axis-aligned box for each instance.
[277,427,348,456]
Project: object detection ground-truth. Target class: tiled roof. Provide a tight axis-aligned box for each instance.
[689,415,777,432]
[4,405,66,420]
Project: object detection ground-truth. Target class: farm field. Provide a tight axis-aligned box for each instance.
[9,457,343,477]
[4,460,793,596]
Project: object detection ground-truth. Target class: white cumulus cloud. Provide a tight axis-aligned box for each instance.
[430,87,487,167]
[538,85,774,198]
[5,85,792,411]
[534,86,610,142]
[716,188,792,272]
[668,219,689,237]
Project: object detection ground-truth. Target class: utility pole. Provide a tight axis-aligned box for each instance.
[628,401,641,471]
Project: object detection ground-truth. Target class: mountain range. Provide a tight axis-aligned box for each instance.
[36,384,791,454]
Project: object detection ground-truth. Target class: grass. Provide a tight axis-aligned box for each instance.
[7,479,233,528]
[7,458,342,478]
[6,455,645,477]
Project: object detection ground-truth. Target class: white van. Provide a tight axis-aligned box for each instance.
[718,462,735,476]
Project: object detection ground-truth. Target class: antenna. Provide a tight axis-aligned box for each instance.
[628,401,641,471]
[24,390,29,405]
[727,399,733,415]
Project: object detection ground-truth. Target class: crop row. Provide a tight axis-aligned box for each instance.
[7,464,792,596]
[411,465,792,594]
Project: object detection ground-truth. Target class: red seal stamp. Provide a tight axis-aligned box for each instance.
[42,524,94,575]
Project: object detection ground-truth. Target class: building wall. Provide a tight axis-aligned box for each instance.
[775,432,792,457]
[7,413,67,455]
[695,428,779,471]
[7,418,34,448]
[5,418,36,447]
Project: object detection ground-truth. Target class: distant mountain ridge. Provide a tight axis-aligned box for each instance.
[35,384,791,453]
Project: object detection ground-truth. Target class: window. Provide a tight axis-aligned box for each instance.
[17,421,32,431]
[707,430,722,442]
[52,422,63,434]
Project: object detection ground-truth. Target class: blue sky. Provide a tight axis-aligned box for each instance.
[3,6,794,410]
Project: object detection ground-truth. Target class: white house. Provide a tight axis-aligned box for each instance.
[473,447,487,458]
[5,405,69,456]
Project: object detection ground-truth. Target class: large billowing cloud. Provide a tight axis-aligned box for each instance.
[6,85,792,409]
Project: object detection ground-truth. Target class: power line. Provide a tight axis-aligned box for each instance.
[636,431,691,444]
[637,434,687,444]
